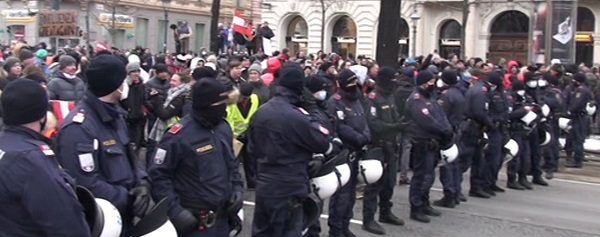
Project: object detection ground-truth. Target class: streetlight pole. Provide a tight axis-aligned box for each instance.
[410,8,420,58]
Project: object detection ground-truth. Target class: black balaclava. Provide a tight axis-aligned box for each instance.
[192,78,229,127]
[338,70,359,101]
[376,66,398,94]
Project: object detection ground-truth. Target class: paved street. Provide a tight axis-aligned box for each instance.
[239,171,600,237]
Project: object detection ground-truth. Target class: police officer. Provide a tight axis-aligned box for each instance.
[0,79,92,237]
[523,72,549,186]
[481,72,508,196]
[565,73,593,168]
[249,63,333,237]
[460,71,495,199]
[540,73,565,178]
[327,69,371,237]
[362,67,405,235]
[55,55,153,236]
[434,70,466,208]
[505,81,532,190]
[149,78,244,236]
[406,70,452,223]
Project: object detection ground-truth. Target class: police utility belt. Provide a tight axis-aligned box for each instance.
[187,208,225,230]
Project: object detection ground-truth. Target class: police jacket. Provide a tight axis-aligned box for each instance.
[149,115,243,218]
[0,126,91,237]
[487,88,508,124]
[568,84,593,115]
[541,86,565,115]
[364,87,402,142]
[247,87,332,198]
[437,85,466,129]
[326,90,371,150]
[406,89,452,142]
[47,71,86,102]
[55,91,146,220]
[506,92,532,133]
[464,81,494,129]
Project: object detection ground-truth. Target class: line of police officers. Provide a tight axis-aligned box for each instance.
[0,53,594,237]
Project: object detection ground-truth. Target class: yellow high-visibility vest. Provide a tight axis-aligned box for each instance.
[226,94,259,137]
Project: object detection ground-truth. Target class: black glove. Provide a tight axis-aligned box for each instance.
[129,180,154,218]
[308,154,324,177]
[237,132,248,144]
[226,191,244,215]
[172,209,198,234]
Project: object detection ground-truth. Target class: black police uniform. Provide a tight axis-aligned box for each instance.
[436,85,466,203]
[249,86,332,237]
[505,90,533,189]
[525,84,546,184]
[540,85,564,174]
[326,90,370,236]
[459,80,494,197]
[55,91,147,234]
[566,82,593,167]
[362,87,403,223]
[406,88,452,219]
[0,126,92,237]
[483,86,508,192]
[149,115,244,237]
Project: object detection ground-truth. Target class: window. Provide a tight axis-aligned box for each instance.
[135,18,149,47]
[195,23,205,51]
[113,29,125,49]
[158,20,167,53]
[7,24,25,40]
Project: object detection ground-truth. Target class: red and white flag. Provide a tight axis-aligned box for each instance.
[232,9,254,41]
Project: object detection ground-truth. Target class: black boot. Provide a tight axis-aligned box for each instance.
[410,206,431,223]
[424,205,442,217]
[507,180,526,190]
[362,218,385,235]
[457,192,467,202]
[490,185,505,192]
[433,196,456,208]
[565,161,582,168]
[379,213,404,226]
[469,189,491,199]
[532,176,549,186]
[519,177,533,190]
[342,229,357,237]
[483,187,496,197]
[545,170,554,180]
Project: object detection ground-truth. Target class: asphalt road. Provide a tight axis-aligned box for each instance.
[239,172,600,237]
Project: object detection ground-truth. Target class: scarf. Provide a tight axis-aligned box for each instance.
[149,84,191,142]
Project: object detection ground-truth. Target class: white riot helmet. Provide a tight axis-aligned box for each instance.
[76,187,123,237]
[440,144,458,165]
[131,198,178,237]
[521,110,538,126]
[482,132,489,150]
[358,148,384,185]
[310,171,339,200]
[541,104,550,117]
[503,139,519,164]
[310,149,350,199]
[559,117,572,131]
[586,102,596,115]
[335,163,351,187]
[227,209,244,237]
[539,130,552,146]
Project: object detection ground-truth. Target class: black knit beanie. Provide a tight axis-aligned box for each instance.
[279,62,305,95]
[86,54,127,97]
[415,70,434,86]
[192,78,228,109]
[305,75,327,93]
[441,70,458,85]
[1,78,48,125]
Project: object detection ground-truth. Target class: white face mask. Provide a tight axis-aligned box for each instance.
[313,90,327,101]
[436,79,445,88]
[490,85,497,91]
[118,81,129,101]
[538,79,548,87]
[517,90,525,97]
[526,80,538,88]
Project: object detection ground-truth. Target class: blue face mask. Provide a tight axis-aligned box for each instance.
[314,90,327,101]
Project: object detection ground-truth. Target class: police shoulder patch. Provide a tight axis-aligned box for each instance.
[39,145,55,156]
[168,124,183,134]
[413,93,421,99]
[318,125,330,135]
[78,153,95,172]
[333,94,342,100]
[441,89,448,94]
[296,107,309,115]
[482,87,488,93]
[72,112,85,123]
[421,108,430,115]
[154,148,167,165]
[368,92,377,100]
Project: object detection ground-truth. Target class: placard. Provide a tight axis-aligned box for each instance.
[38,11,79,37]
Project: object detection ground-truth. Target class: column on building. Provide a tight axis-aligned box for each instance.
[464,2,478,58]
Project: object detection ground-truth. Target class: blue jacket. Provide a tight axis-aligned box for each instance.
[55,92,146,225]
[437,85,466,129]
[149,115,243,218]
[464,81,494,128]
[406,89,452,142]
[326,91,371,150]
[248,87,332,198]
[0,126,91,237]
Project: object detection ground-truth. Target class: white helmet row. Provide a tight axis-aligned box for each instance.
[440,144,459,165]
[358,148,384,185]
[541,104,551,117]
[521,110,538,126]
[559,117,572,132]
[310,150,351,200]
[76,187,123,237]
[539,130,552,146]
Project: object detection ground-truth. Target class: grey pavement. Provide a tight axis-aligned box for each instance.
[239,172,600,237]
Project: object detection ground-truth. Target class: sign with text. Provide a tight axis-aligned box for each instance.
[38,11,80,37]
[2,10,36,23]
[98,13,134,28]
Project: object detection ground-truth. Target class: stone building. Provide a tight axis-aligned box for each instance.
[261,0,600,65]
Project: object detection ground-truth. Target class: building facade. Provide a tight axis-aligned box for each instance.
[1,0,254,53]
[261,0,600,65]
